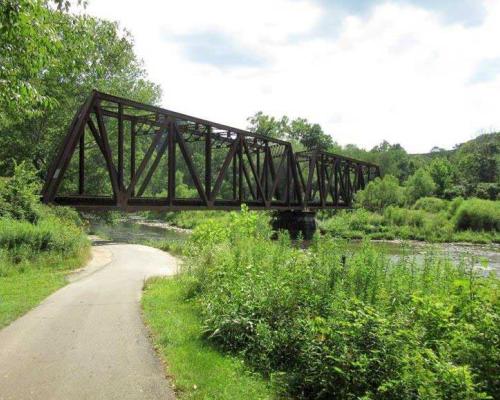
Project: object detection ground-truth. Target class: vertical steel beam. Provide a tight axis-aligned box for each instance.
[118,103,124,191]
[78,129,85,195]
[130,119,136,196]
[232,149,237,200]
[286,148,291,206]
[290,151,303,206]
[263,141,269,200]
[344,162,351,206]
[168,120,176,205]
[334,159,339,206]
[319,155,326,207]
[205,126,212,200]
[238,136,243,201]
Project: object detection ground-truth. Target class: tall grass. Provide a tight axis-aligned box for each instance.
[180,207,499,399]
[454,198,500,232]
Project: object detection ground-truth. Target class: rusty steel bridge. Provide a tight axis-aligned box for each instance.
[42,91,379,236]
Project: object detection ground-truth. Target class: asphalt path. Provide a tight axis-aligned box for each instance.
[0,241,178,400]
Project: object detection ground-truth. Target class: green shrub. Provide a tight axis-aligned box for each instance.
[414,197,448,213]
[474,182,499,200]
[319,209,384,238]
[0,163,41,223]
[0,164,89,275]
[454,198,500,232]
[181,208,498,398]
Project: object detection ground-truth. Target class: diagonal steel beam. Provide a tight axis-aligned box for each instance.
[174,122,209,205]
[210,139,239,203]
[94,103,120,199]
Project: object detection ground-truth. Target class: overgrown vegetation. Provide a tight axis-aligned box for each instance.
[0,164,89,327]
[163,207,499,399]
[320,175,500,243]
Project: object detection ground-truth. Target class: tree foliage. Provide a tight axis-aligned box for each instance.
[428,158,453,197]
[355,175,404,211]
[247,112,334,150]
[405,168,436,204]
[0,3,160,175]
[0,0,58,114]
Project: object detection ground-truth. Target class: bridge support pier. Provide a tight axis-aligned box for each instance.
[272,211,317,240]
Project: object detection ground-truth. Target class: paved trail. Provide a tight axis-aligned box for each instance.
[0,241,178,400]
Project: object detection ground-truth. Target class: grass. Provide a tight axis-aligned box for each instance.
[0,268,66,328]
[142,276,276,400]
[142,239,185,256]
[0,250,89,328]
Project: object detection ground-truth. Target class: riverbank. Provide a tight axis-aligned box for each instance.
[90,216,500,274]
[318,200,500,244]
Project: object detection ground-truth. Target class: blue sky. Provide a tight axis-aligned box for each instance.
[312,0,487,26]
[87,0,500,153]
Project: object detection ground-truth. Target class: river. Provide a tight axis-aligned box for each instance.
[90,219,500,275]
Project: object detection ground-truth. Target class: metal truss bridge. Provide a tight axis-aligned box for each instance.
[42,91,380,213]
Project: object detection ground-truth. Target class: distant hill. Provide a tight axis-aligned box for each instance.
[411,132,500,158]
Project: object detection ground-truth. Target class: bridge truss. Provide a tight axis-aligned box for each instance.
[42,91,379,211]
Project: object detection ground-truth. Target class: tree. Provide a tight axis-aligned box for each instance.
[355,175,404,212]
[246,112,288,139]
[0,0,58,115]
[428,158,453,197]
[247,112,336,151]
[405,168,436,204]
[287,118,333,151]
[370,141,413,182]
[452,133,499,196]
[0,8,161,176]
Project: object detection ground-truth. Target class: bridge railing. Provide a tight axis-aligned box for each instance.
[42,91,379,211]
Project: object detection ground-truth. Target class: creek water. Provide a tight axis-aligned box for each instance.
[90,219,189,244]
[90,219,499,275]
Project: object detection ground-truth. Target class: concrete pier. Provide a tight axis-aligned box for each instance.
[272,211,317,240]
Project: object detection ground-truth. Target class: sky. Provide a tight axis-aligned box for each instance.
[86,0,500,153]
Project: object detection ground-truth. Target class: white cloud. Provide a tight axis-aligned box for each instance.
[86,0,500,153]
